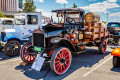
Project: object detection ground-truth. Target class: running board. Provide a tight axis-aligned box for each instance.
[76,50,87,54]
[72,50,87,55]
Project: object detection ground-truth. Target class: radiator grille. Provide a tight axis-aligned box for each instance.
[33,33,45,47]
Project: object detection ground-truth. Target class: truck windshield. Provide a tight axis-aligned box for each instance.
[107,23,120,27]
[15,15,25,25]
[67,14,80,23]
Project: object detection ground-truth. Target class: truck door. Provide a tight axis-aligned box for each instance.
[24,14,41,36]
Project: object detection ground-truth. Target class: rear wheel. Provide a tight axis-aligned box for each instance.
[113,56,120,68]
[98,39,107,54]
[4,40,21,57]
[50,47,72,75]
[20,42,36,63]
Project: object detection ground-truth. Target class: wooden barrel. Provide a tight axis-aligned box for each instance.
[85,12,100,23]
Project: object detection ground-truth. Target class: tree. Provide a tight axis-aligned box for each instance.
[72,3,77,8]
[0,9,6,17]
[23,0,36,12]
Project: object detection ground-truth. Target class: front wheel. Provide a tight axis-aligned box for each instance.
[50,47,72,75]
[20,42,36,63]
[98,39,107,54]
[4,40,21,57]
[113,56,120,68]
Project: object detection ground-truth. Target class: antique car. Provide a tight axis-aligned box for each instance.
[0,12,42,57]
[107,22,120,46]
[0,18,14,50]
[111,48,120,67]
[20,8,110,75]
[107,22,120,35]
[0,18,14,34]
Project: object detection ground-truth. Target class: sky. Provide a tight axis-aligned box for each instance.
[24,0,120,22]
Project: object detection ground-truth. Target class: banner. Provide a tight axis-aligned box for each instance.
[19,0,22,9]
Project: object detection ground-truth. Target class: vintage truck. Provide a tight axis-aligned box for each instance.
[20,8,110,75]
[0,12,42,57]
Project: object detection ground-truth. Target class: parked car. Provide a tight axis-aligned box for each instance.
[0,18,14,34]
[107,22,120,35]
[107,22,120,45]
[0,18,14,50]
[0,12,42,57]
[20,8,110,75]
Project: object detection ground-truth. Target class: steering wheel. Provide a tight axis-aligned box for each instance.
[66,17,76,24]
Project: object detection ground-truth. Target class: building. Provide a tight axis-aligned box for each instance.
[0,0,23,16]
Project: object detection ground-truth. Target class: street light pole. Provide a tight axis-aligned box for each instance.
[107,12,108,22]
[64,4,65,8]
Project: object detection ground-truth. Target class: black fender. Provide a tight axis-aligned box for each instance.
[50,37,77,53]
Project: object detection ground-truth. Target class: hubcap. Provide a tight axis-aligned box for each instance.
[7,42,19,55]
[60,58,66,64]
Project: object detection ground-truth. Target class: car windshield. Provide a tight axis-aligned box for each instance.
[15,15,25,25]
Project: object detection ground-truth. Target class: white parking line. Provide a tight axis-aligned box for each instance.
[83,56,113,77]
[0,58,20,65]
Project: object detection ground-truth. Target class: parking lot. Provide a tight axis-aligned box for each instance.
[0,46,120,80]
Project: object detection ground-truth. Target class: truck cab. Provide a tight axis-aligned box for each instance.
[0,12,42,57]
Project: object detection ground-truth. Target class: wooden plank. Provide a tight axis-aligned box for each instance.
[84,34,91,38]
[83,39,93,42]
[20,61,29,66]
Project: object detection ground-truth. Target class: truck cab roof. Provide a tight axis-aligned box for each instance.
[52,8,85,13]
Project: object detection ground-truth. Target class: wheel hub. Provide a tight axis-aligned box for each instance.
[60,58,65,63]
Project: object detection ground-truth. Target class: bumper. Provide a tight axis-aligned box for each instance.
[0,41,6,47]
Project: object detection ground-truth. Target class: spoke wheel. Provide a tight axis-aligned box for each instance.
[4,40,21,57]
[20,42,36,63]
[98,39,107,54]
[50,47,72,75]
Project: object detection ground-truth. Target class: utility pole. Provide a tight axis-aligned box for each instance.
[107,12,108,22]
[64,4,65,8]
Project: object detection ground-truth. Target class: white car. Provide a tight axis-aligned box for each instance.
[0,18,14,34]
[0,12,42,57]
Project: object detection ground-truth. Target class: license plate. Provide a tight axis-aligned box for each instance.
[1,43,5,47]
[31,54,45,71]
[34,47,41,52]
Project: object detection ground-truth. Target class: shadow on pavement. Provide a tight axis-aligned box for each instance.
[15,48,111,80]
[111,68,120,73]
[0,51,19,61]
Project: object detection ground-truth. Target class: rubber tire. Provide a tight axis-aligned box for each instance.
[98,39,107,54]
[0,47,3,51]
[4,40,21,57]
[50,47,72,75]
[20,42,35,63]
[113,56,120,68]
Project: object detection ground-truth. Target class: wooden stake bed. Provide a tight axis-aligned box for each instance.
[83,22,109,42]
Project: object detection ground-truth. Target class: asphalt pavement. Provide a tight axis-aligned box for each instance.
[0,46,120,80]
